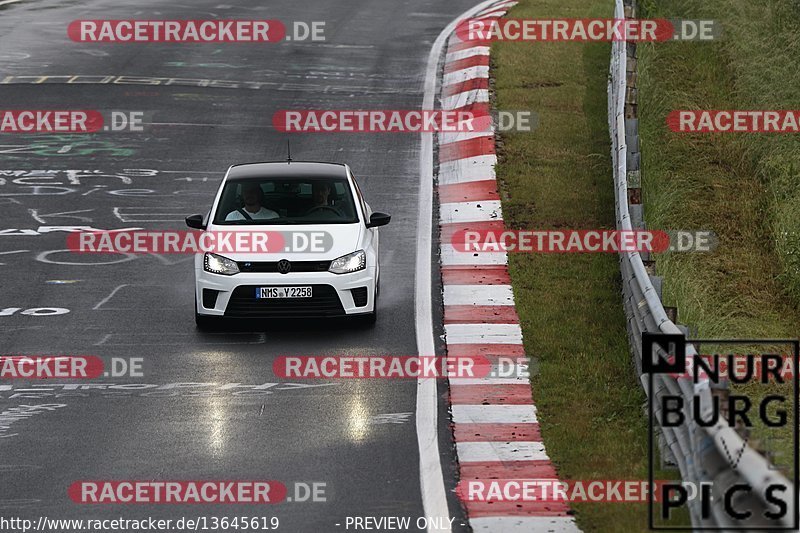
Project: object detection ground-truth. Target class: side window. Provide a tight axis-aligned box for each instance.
[218,183,239,219]
[350,173,369,222]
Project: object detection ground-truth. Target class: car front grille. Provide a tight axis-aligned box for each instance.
[224,284,345,318]
[236,260,331,273]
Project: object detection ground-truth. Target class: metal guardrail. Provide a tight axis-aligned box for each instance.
[608,0,795,528]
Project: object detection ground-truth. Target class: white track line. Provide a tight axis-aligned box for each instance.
[92,284,129,310]
[416,2,505,531]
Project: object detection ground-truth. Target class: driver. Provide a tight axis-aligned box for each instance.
[226,182,279,221]
[305,181,342,215]
[311,181,331,207]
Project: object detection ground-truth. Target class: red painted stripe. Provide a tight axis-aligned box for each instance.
[440,136,496,163]
[450,384,532,405]
[448,39,491,53]
[453,422,541,442]
[441,264,510,285]
[439,180,499,203]
[447,344,525,357]
[442,77,489,98]
[444,54,489,74]
[444,305,519,324]
[441,221,506,244]
[460,460,557,480]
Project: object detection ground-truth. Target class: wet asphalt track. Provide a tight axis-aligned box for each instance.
[0,0,481,530]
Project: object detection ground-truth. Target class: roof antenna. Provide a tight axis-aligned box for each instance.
[286,140,292,164]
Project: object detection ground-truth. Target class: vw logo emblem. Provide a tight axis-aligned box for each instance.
[277,259,291,274]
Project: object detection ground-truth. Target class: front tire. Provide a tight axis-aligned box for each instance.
[361,308,377,326]
[195,312,218,330]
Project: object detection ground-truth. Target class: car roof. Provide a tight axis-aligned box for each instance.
[226,161,348,181]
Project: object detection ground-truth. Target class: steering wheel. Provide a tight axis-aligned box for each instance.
[305,205,342,216]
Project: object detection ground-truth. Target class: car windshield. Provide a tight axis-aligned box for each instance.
[212,177,360,225]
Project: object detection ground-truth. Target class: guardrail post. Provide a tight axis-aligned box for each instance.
[623,0,637,18]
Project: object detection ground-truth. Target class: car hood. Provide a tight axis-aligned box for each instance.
[203,222,363,262]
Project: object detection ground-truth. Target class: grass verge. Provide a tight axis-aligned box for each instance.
[492,0,654,530]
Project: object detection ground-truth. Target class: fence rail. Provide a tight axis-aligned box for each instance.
[608,0,795,527]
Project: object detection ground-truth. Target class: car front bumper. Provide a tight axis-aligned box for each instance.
[195,267,376,318]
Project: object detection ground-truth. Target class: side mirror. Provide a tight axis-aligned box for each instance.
[185,214,206,230]
[366,212,391,228]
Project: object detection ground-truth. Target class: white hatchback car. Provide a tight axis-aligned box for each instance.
[186,161,390,328]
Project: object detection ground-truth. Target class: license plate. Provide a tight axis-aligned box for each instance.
[255,286,312,299]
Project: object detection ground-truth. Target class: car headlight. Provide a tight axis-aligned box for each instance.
[204,252,239,275]
[329,250,366,274]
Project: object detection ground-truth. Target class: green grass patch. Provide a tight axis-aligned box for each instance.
[637,0,800,473]
[492,0,656,530]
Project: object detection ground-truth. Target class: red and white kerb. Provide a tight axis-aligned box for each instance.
[439,1,580,531]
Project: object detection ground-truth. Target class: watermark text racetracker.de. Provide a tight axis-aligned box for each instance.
[68,230,333,254]
[70,480,291,504]
[455,18,720,42]
[0,356,144,379]
[668,110,800,133]
[0,110,145,133]
[451,229,717,253]
[273,355,529,379]
[68,20,325,43]
[0,482,325,530]
[273,109,536,133]
[460,479,717,503]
